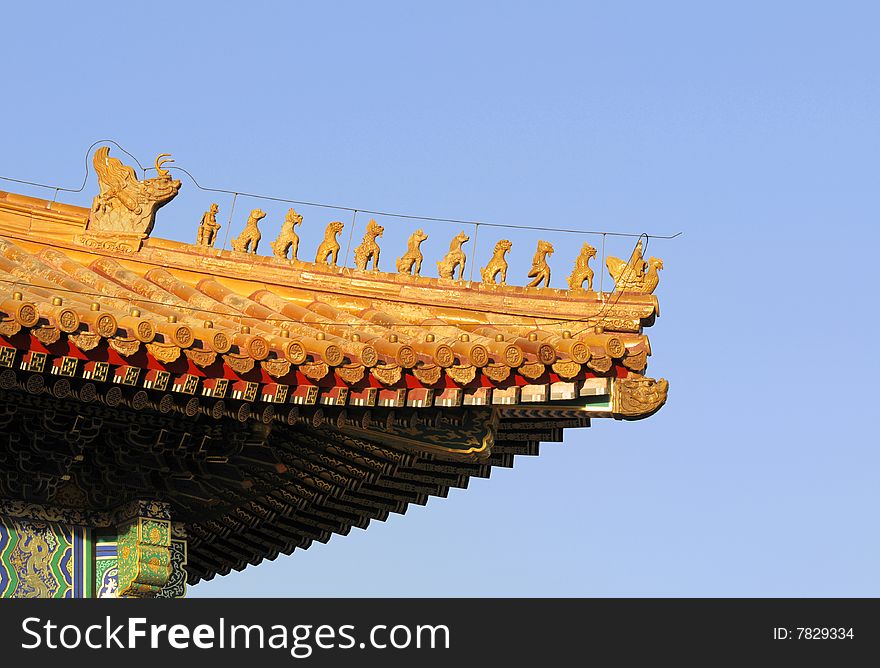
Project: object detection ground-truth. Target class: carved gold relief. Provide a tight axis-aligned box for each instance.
[396,229,428,276]
[75,232,145,254]
[622,348,648,372]
[223,353,255,374]
[526,240,554,288]
[551,360,582,379]
[519,361,546,380]
[336,364,366,385]
[88,147,181,237]
[412,364,441,385]
[568,242,596,291]
[480,239,512,285]
[271,208,303,260]
[586,354,612,373]
[33,326,60,345]
[70,331,100,351]
[146,342,181,364]
[262,357,292,378]
[483,363,511,383]
[300,361,330,381]
[0,319,21,337]
[354,219,384,271]
[370,364,402,385]
[446,364,476,385]
[196,203,221,247]
[96,314,118,338]
[109,337,141,357]
[612,376,668,419]
[606,240,663,294]
[315,221,344,266]
[231,209,266,254]
[184,348,217,368]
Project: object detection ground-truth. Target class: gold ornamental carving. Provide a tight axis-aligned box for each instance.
[223,353,255,374]
[412,364,441,385]
[262,357,292,378]
[146,342,182,364]
[606,240,663,294]
[622,348,647,372]
[396,229,428,276]
[96,314,118,338]
[552,360,582,379]
[301,361,330,381]
[196,203,221,247]
[605,336,626,358]
[75,231,146,254]
[316,221,344,266]
[397,346,417,369]
[58,309,79,333]
[586,354,612,374]
[483,363,511,383]
[437,231,469,280]
[434,344,454,368]
[87,147,181,238]
[0,320,21,337]
[612,376,668,419]
[567,242,596,291]
[480,239,512,285]
[526,240,554,288]
[136,320,155,342]
[519,361,546,380]
[70,331,100,351]
[231,209,266,254]
[109,337,141,357]
[370,364,402,386]
[184,348,217,368]
[446,364,476,385]
[271,209,303,260]
[14,302,38,328]
[354,219,384,271]
[336,364,366,385]
[33,326,60,345]
[504,345,523,367]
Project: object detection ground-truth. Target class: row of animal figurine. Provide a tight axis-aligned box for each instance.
[196,204,662,293]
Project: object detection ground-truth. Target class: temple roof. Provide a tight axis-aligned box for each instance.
[0,151,668,582]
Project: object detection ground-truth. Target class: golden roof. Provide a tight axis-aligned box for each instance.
[0,148,668,581]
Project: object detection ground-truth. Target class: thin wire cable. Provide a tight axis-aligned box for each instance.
[342,210,358,268]
[468,223,480,283]
[220,193,238,252]
[2,140,682,240]
[0,140,672,330]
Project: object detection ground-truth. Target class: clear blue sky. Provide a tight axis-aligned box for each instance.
[1,1,877,596]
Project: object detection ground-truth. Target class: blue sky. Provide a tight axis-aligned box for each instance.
[1,1,877,596]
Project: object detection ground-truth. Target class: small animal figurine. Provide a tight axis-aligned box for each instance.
[231,208,266,254]
[480,239,512,285]
[315,220,344,266]
[353,219,384,271]
[567,242,597,291]
[270,208,303,260]
[437,231,470,280]
[396,229,429,276]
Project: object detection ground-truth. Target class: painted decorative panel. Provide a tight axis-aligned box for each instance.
[0,516,92,598]
[93,534,187,599]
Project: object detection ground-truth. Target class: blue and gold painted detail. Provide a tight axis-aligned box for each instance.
[93,533,186,599]
[0,516,92,598]
[95,533,119,598]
